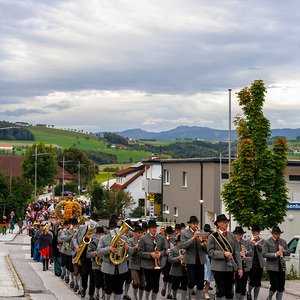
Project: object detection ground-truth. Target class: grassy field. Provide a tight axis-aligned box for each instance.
[95,172,116,184]
[0,127,154,163]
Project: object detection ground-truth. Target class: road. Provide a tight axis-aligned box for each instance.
[2,231,299,300]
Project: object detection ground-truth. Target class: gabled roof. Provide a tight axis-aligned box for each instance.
[0,155,24,177]
[0,155,74,180]
[111,165,149,191]
[113,164,145,177]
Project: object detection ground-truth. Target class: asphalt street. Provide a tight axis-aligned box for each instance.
[1,231,299,300]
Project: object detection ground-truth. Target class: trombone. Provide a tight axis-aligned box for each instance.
[199,200,238,269]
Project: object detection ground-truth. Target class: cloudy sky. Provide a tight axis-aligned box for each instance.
[1,0,300,133]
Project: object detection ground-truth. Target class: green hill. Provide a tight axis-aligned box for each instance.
[2,126,153,163]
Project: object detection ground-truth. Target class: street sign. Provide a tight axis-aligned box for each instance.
[149,193,155,203]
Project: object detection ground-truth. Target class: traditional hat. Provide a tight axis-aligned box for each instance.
[165,226,174,234]
[271,226,283,234]
[204,224,213,233]
[111,214,119,221]
[58,225,63,231]
[70,218,78,225]
[214,214,230,226]
[63,220,70,226]
[108,220,118,229]
[134,225,144,232]
[96,226,104,234]
[148,219,158,228]
[175,224,181,230]
[233,226,246,234]
[89,213,99,221]
[180,223,186,228]
[187,216,199,224]
[142,222,148,229]
[251,224,261,232]
[33,221,38,226]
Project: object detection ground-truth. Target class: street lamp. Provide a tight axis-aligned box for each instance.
[33,146,50,202]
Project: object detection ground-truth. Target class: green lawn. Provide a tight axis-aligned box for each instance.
[0,126,154,163]
[95,172,116,184]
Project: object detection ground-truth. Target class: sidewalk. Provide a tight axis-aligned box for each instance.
[0,224,25,297]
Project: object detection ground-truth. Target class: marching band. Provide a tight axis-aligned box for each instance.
[49,209,292,300]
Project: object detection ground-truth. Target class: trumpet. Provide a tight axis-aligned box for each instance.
[179,248,186,267]
[193,227,208,246]
[154,246,161,269]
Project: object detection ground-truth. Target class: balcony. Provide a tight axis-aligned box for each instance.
[142,179,162,194]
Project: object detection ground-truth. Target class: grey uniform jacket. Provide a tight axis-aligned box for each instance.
[129,236,142,270]
[59,227,73,255]
[239,239,253,272]
[262,237,290,272]
[181,228,207,265]
[207,231,243,271]
[162,236,176,268]
[168,245,185,277]
[249,237,266,268]
[138,233,166,270]
[86,235,101,270]
[97,232,134,275]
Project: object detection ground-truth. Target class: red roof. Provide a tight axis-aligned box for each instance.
[0,155,74,180]
[113,165,145,177]
[111,165,149,191]
[0,156,24,177]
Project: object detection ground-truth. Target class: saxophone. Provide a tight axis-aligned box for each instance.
[109,220,133,265]
[74,226,95,265]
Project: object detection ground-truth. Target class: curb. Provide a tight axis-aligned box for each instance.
[4,254,24,297]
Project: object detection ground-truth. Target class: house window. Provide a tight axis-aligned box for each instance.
[163,169,170,185]
[174,207,178,217]
[182,172,187,187]
[222,173,229,179]
[116,177,122,184]
[289,175,300,182]
[163,204,170,214]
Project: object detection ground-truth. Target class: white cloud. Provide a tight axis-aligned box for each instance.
[0,0,300,132]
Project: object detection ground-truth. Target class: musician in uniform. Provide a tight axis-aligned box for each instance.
[72,213,99,299]
[206,214,243,300]
[233,226,252,300]
[97,220,134,300]
[174,224,181,239]
[262,226,290,300]
[181,216,207,300]
[162,226,176,299]
[168,234,188,300]
[57,220,70,280]
[128,225,146,300]
[138,219,166,300]
[87,226,105,300]
[123,220,133,300]
[246,224,265,300]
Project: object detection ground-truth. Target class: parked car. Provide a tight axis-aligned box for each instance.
[61,191,76,197]
[80,187,87,193]
[286,236,300,274]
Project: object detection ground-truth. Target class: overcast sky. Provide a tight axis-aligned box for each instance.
[1,0,300,133]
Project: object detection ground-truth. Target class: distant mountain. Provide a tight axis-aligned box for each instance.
[97,126,300,141]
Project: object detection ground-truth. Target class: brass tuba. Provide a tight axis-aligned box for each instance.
[95,256,103,266]
[109,220,133,265]
[73,226,95,265]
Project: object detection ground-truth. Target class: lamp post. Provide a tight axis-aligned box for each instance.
[228,89,232,176]
[33,146,50,203]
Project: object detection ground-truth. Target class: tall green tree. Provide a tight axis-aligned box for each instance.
[57,147,94,185]
[21,142,58,195]
[221,80,289,230]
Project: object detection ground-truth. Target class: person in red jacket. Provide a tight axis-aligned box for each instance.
[2,216,7,235]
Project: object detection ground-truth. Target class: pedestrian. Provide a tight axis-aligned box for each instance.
[8,211,15,233]
[262,226,291,300]
[246,224,266,300]
[1,216,7,235]
[18,217,23,234]
[233,226,252,300]
[29,222,38,258]
[181,216,207,300]
[39,223,53,271]
[203,224,214,300]
[206,214,243,300]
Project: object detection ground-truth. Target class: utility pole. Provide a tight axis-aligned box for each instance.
[33,146,49,203]
[61,157,73,197]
